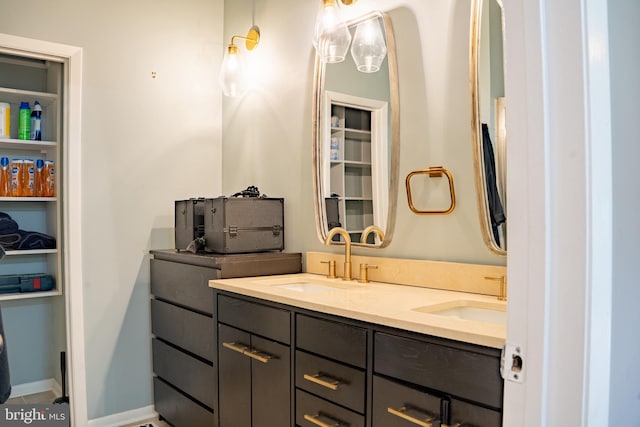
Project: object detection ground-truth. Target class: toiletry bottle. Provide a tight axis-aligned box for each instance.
[0,157,9,196]
[18,101,30,140]
[30,100,42,141]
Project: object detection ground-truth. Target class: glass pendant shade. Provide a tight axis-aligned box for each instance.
[313,0,352,63]
[350,17,387,73]
[219,44,248,97]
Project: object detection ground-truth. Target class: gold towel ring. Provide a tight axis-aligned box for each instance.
[405,166,456,215]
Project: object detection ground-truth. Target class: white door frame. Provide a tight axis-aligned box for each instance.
[0,33,87,426]
[503,0,612,425]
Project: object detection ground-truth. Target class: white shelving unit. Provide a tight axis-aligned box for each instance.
[0,53,62,300]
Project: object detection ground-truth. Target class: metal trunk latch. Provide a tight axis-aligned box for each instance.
[272,225,281,236]
[229,225,238,237]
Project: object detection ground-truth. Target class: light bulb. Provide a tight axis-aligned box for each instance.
[313,0,352,63]
[219,44,248,97]
[350,17,387,73]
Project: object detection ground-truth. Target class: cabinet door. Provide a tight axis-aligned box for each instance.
[251,335,290,427]
[218,324,251,427]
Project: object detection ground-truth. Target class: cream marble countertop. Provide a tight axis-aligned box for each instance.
[209,273,506,349]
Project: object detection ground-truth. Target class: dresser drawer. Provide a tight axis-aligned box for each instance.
[153,377,214,427]
[218,294,291,344]
[151,299,214,361]
[152,338,215,408]
[295,389,364,427]
[296,350,365,413]
[372,375,441,427]
[296,314,367,368]
[450,397,502,427]
[374,332,503,409]
[150,259,217,315]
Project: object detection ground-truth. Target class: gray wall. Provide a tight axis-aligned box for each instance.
[0,0,224,420]
[608,0,640,424]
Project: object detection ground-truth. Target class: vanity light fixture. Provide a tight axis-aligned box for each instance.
[313,0,352,63]
[219,26,260,97]
[350,16,387,73]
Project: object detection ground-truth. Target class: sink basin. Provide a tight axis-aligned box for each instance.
[250,275,357,294]
[413,300,506,326]
[274,282,344,294]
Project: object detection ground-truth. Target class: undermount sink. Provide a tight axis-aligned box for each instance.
[251,275,357,294]
[413,300,507,326]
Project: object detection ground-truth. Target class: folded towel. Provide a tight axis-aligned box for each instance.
[0,212,56,251]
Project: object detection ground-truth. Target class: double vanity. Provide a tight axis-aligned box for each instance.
[149,249,506,427]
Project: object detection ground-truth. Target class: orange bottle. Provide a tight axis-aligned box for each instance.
[10,159,23,197]
[23,159,35,197]
[0,157,9,197]
[35,159,45,197]
[44,160,55,197]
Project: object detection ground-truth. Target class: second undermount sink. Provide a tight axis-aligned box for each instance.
[413,300,507,326]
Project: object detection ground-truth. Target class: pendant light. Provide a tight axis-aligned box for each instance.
[219,26,260,97]
[350,17,387,73]
[313,0,352,63]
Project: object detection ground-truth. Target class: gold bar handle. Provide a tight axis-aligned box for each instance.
[222,341,249,355]
[303,373,341,391]
[387,406,434,427]
[303,413,340,427]
[244,348,272,364]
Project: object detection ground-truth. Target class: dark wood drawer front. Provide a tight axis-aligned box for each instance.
[374,332,503,409]
[450,397,502,427]
[153,377,214,427]
[151,299,214,361]
[296,314,367,368]
[152,339,215,409]
[295,350,365,413]
[218,294,291,344]
[372,375,441,427]
[151,259,217,315]
[295,389,364,427]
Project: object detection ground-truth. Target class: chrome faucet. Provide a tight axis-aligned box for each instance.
[324,227,353,280]
[360,225,385,245]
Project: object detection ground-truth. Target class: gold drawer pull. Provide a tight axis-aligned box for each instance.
[303,373,341,391]
[244,348,273,364]
[222,341,249,354]
[223,342,273,363]
[387,406,434,427]
[303,413,340,427]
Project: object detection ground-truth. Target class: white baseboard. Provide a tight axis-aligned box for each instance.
[9,378,61,398]
[87,405,157,427]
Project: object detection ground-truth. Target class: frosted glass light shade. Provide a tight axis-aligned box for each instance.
[313,0,352,63]
[350,17,387,73]
[219,44,248,97]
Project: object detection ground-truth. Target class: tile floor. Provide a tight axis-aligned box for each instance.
[5,391,171,427]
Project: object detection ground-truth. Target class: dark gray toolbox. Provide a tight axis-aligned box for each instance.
[0,273,55,293]
[175,198,206,251]
[204,197,284,254]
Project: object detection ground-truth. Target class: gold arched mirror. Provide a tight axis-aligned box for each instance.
[312,10,399,248]
[471,0,507,256]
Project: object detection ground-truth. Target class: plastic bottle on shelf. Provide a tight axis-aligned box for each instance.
[10,159,24,196]
[35,159,45,197]
[23,159,35,197]
[44,160,55,197]
[0,103,9,138]
[18,102,30,140]
[30,100,42,141]
[0,157,9,196]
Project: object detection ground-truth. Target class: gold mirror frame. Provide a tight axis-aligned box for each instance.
[312,10,400,248]
[470,0,507,256]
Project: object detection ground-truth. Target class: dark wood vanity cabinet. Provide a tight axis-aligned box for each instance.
[217,295,292,427]
[213,290,504,427]
[374,332,503,427]
[149,250,301,427]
